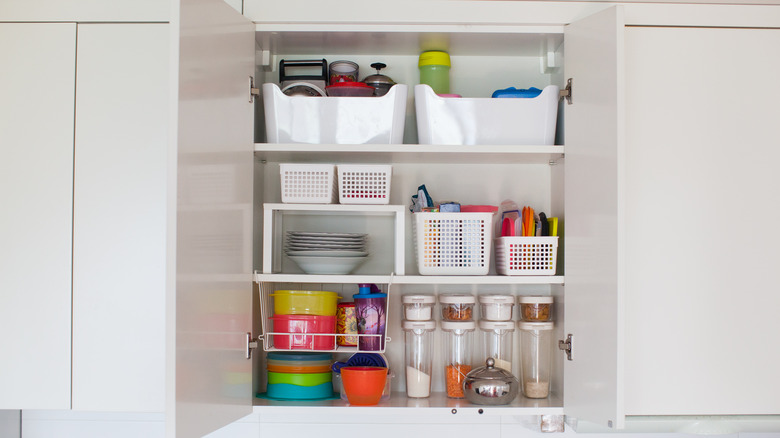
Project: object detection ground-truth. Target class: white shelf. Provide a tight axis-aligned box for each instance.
[255,144,565,165]
[255,273,564,285]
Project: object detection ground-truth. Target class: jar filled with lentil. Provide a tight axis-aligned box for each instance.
[439,293,476,321]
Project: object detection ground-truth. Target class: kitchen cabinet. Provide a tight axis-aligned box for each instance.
[0,22,76,410]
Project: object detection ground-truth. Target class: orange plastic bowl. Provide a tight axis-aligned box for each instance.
[340,366,388,406]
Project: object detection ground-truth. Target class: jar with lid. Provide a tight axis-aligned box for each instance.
[479,294,514,321]
[439,293,475,321]
[402,294,435,321]
[518,321,554,398]
[418,50,451,95]
[403,320,436,398]
[518,295,553,321]
[440,320,475,398]
[478,320,515,373]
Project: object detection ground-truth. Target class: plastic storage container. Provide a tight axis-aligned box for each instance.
[402,294,436,321]
[353,284,387,351]
[271,290,341,316]
[279,163,336,204]
[479,320,515,372]
[403,320,436,398]
[441,320,475,399]
[478,294,514,321]
[263,82,407,144]
[337,164,392,205]
[418,51,451,95]
[495,236,559,276]
[439,293,476,321]
[518,321,554,398]
[265,352,334,400]
[265,352,333,373]
[269,314,337,350]
[518,296,554,322]
[414,84,559,145]
[336,303,358,346]
[413,212,493,275]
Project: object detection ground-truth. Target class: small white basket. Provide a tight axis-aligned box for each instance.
[495,236,559,276]
[337,164,392,204]
[413,212,493,275]
[279,163,336,204]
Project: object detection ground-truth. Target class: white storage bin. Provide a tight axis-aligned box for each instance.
[414,84,559,145]
[263,83,408,144]
[413,212,493,275]
[495,236,559,276]
[279,163,336,204]
[337,164,392,205]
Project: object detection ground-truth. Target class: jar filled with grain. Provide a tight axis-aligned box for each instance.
[441,320,475,398]
[518,321,554,398]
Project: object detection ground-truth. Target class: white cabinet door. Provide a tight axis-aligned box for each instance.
[563,6,626,430]
[623,26,780,416]
[0,22,75,410]
[170,0,256,436]
[72,23,169,413]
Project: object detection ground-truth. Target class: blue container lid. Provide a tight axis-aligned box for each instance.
[491,86,543,98]
[267,352,333,362]
[353,293,387,299]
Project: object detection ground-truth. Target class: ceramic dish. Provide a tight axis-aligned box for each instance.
[288,255,368,275]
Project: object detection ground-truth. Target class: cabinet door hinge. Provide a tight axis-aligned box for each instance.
[560,78,572,105]
[249,76,260,103]
[245,332,260,359]
[558,333,573,361]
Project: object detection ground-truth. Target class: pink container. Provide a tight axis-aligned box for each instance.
[271,314,336,350]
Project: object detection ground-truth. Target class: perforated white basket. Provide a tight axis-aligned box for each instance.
[337,164,392,204]
[413,212,493,275]
[279,163,336,204]
[495,236,558,276]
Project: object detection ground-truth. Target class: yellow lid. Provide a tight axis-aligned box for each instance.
[418,51,451,67]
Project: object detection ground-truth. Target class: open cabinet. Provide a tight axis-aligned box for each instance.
[171,0,624,436]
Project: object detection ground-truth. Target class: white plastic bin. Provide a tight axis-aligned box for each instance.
[263,83,407,144]
[337,164,392,205]
[414,84,559,145]
[495,236,559,276]
[279,163,336,204]
[413,212,493,275]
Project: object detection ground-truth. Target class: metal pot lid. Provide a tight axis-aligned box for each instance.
[281,82,326,97]
[466,358,517,381]
[362,62,396,86]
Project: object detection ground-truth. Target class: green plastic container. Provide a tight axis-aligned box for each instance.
[267,371,332,387]
[418,51,451,95]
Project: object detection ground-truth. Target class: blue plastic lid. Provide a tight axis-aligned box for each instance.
[491,87,543,98]
[267,352,333,362]
[353,293,387,299]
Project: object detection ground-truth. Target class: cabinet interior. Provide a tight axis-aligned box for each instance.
[250,25,568,413]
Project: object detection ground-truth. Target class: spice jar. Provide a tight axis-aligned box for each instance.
[403,320,436,398]
[478,320,515,373]
[402,294,435,321]
[439,293,475,321]
[518,296,554,321]
[441,320,475,398]
[479,294,514,321]
[518,321,554,399]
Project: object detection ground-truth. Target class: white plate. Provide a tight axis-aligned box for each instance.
[285,250,369,257]
[287,231,368,238]
[286,244,366,250]
[286,236,366,243]
[287,255,369,275]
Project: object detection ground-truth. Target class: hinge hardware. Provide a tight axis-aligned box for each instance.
[245,332,260,359]
[560,78,572,105]
[558,334,573,361]
[249,76,260,103]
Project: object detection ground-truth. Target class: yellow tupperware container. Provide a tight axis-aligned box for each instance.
[271,290,341,316]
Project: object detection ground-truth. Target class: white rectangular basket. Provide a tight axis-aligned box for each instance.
[413,212,493,275]
[337,164,392,205]
[263,83,407,144]
[279,163,336,204]
[414,84,559,145]
[495,236,559,276]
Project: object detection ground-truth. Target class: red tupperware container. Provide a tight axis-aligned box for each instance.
[270,314,337,350]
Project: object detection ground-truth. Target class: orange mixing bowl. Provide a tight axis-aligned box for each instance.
[340,366,387,406]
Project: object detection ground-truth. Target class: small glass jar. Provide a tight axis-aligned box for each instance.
[518,295,554,321]
[440,320,475,398]
[478,294,514,321]
[518,321,554,398]
[478,320,515,373]
[439,293,476,321]
[402,294,436,321]
[403,320,436,398]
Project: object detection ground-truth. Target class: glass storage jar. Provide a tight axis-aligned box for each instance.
[403,320,436,398]
[402,294,435,321]
[478,320,515,373]
[479,294,514,321]
[518,295,553,322]
[441,320,475,399]
[439,293,476,321]
[518,321,554,398]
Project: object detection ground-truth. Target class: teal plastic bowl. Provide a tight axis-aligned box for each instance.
[266,382,334,400]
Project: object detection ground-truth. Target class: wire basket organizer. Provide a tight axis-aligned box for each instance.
[495,236,559,275]
[279,163,337,204]
[337,164,392,204]
[413,212,493,275]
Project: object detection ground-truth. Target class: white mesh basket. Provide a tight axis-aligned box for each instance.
[495,236,558,276]
[413,212,493,275]
[279,163,336,204]
[337,164,392,204]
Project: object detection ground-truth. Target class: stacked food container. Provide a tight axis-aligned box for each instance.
[477,295,516,374]
[438,294,476,399]
[517,296,554,399]
[269,290,341,350]
[265,352,335,400]
[401,294,436,398]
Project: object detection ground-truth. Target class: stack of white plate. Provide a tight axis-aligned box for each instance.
[285,231,369,275]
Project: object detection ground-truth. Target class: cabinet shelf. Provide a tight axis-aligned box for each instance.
[255,272,564,285]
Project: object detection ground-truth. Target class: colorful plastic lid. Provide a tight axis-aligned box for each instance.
[418,50,451,67]
[266,352,333,362]
[518,296,554,304]
[325,81,374,90]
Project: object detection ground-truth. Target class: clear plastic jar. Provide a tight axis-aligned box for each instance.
[518,295,554,322]
[478,320,515,373]
[403,320,436,398]
[402,294,436,321]
[478,294,514,321]
[441,320,475,398]
[518,321,554,398]
[439,293,476,321]
[418,50,451,95]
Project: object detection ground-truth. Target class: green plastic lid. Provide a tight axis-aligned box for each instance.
[418,51,451,67]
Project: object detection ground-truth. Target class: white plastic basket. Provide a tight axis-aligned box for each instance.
[263,83,407,144]
[279,163,336,204]
[414,84,559,145]
[413,212,493,275]
[495,236,559,276]
[337,164,392,204]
